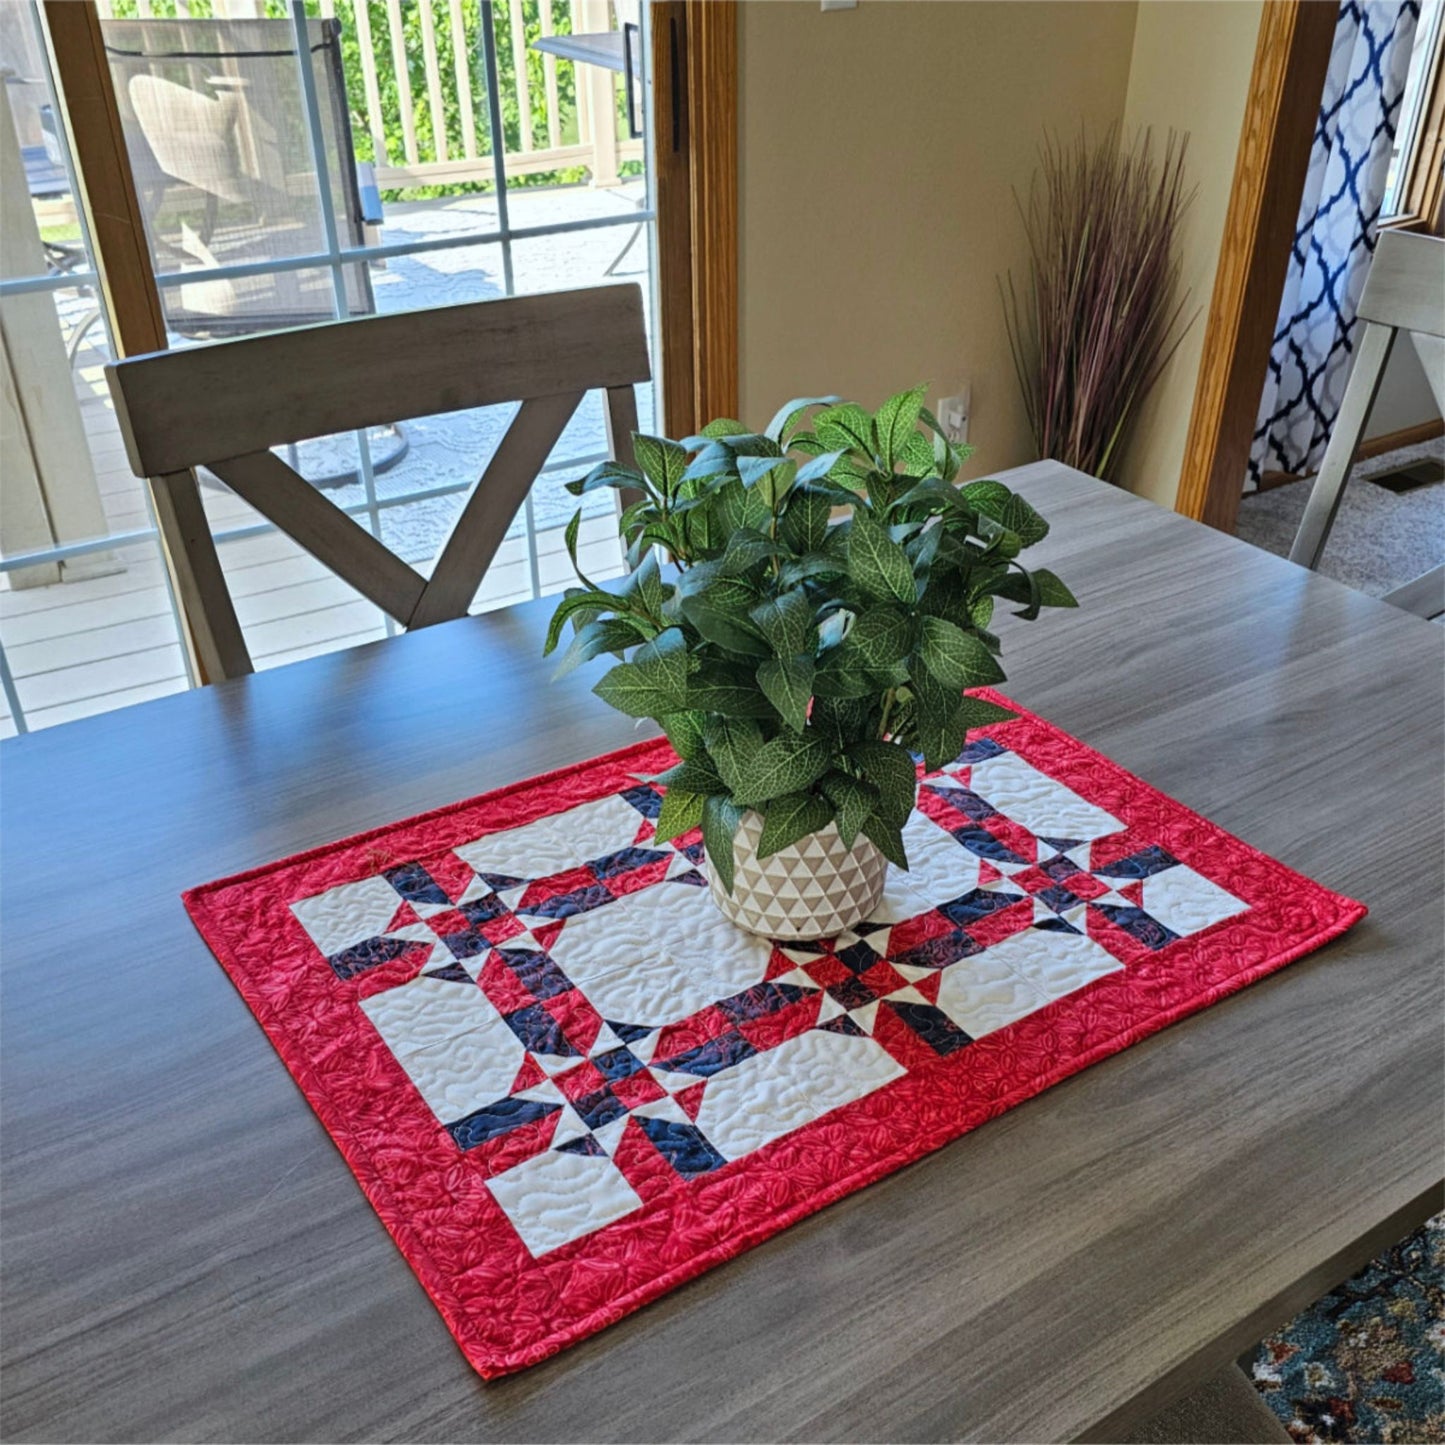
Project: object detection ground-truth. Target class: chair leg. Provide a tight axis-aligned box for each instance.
[1288,322,1395,570]
[1381,563,1445,620]
[150,469,253,682]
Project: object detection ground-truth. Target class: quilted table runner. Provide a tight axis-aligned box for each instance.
[185,690,1364,1378]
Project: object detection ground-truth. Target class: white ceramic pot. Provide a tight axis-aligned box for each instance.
[706,808,889,940]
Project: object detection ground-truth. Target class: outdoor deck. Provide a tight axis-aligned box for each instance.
[0,183,650,737]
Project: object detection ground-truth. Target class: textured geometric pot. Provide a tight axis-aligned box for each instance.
[706,809,889,941]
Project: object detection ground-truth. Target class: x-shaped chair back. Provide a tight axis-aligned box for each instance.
[107,284,649,679]
[1287,231,1445,619]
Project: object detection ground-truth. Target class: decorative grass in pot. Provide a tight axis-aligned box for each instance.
[547,388,1077,939]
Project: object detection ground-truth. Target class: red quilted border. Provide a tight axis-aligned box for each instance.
[183,689,1366,1378]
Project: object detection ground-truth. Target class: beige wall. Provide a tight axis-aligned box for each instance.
[1114,0,1264,506]
[737,0,1139,480]
[1366,338,1443,438]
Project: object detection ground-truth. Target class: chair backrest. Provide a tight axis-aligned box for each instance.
[105,284,650,682]
[1287,230,1444,618]
[102,16,373,335]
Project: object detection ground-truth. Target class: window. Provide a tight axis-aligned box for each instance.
[1382,0,1444,229]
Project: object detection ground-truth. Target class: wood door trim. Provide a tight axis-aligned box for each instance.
[40,2,232,680]
[1174,0,1337,532]
[650,0,737,436]
[651,1,696,436]
[685,0,738,427]
[42,2,165,356]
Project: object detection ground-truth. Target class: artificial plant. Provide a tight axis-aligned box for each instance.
[546,387,1077,893]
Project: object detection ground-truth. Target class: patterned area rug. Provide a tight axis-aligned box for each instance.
[1248,1215,1445,1442]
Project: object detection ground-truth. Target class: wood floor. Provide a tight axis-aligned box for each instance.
[0,380,627,738]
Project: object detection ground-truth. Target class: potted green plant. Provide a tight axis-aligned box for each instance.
[545,387,1077,940]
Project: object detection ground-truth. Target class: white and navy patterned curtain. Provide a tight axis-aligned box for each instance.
[1247,0,1420,489]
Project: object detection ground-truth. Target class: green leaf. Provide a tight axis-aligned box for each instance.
[959,478,1012,519]
[544,587,628,656]
[1005,565,1043,620]
[592,627,690,717]
[847,514,917,605]
[861,811,908,869]
[633,434,689,500]
[757,654,814,733]
[703,716,764,793]
[676,574,770,656]
[552,615,649,678]
[819,770,879,848]
[562,511,597,593]
[655,756,726,794]
[812,694,872,751]
[890,475,965,516]
[1002,493,1049,546]
[957,695,1018,733]
[687,669,780,719]
[794,449,847,485]
[847,740,918,828]
[814,402,877,459]
[874,384,928,471]
[700,417,750,439]
[660,709,710,762]
[829,456,877,493]
[748,588,814,657]
[764,395,841,444]
[683,442,738,482]
[654,786,705,846]
[911,671,966,771]
[757,791,835,860]
[720,528,787,577]
[566,459,645,497]
[623,549,669,620]
[895,430,936,478]
[731,733,835,807]
[1034,569,1078,608]
[701,793,744,895]
[906,520,944,576]
[777,552,844,588]
[812,652,881,699]
[717,432,783,457]
[737,454,797,508]
[839,605,913,671]
[778,489,832,554]
[917,615,1006,689]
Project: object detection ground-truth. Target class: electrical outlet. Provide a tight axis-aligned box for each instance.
[935,386,971,446]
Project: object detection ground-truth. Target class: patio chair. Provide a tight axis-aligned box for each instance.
[100,15,379,338]
[1288,229,1445,620]
[103,284,649,683]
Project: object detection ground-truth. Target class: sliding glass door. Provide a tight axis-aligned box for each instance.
[0,0,659,731]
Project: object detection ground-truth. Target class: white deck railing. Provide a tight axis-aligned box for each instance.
[95,0,643,190]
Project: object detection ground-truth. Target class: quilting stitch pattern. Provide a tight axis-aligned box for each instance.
[184,689,1365,1378]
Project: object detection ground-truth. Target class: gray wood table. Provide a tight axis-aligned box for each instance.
[2,462,1441,1444]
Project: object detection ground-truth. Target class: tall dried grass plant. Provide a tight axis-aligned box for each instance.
[1002,128,1197,483]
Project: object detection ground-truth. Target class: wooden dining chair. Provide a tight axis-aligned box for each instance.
[1288,229,1445,620]
[105,284,649,681]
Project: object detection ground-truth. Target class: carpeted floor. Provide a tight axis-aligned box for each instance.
[1245,1215,1444,1443]
[1234,437,1444,599]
